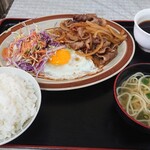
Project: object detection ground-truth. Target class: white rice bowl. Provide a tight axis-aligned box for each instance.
[0,67,41,145]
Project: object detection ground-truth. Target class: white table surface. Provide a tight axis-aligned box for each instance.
[6,0,150,20]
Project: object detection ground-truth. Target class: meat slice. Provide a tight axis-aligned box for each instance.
[92,50,118,67]
[69,41,84,50]
[73,14,107,26]
[73,14,96,22]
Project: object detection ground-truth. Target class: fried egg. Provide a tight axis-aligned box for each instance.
[44,48,99,80]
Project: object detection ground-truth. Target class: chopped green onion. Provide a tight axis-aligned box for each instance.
[146,93,150,99]
[142,77,149,85]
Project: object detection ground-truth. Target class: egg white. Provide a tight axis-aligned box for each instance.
[44,49,99,80]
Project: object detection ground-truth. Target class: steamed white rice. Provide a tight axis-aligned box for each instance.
[0,73,37,141]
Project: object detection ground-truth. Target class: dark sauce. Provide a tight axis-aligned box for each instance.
[139,20,150,34]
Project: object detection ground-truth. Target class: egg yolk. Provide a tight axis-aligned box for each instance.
[48,49,71,65]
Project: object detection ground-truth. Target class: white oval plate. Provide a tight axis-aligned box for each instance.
[0,14,135,91]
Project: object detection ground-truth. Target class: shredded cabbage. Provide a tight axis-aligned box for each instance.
[2,29,65,77]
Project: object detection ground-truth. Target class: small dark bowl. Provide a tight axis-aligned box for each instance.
[114,63,150,133]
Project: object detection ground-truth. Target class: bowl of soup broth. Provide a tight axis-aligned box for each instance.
[114,63,150,132]
[134,8,150,52]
